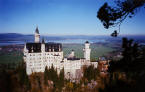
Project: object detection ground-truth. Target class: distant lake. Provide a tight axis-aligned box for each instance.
[0,41,25,46]
[0,39,107,46]
[47,39,106,44]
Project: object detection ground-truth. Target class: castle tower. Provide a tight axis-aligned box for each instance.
[41,38,45,52]
[23,44,28,62]
[35,27,40,43]
[24,44,28,53]
[83,41,91,61]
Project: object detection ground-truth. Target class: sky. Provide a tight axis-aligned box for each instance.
[0,0,145,35]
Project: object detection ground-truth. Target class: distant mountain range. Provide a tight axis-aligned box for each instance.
[0,33,33,41]
[0,33,145,46]
[0,33,111,42]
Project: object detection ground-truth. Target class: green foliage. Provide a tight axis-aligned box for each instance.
[17,61,31,90]
[0,51,23,64]
[0,69,12,92]
[58,68,65,88]
[49,65,58,83]
[109,38,145,76]
[83,65,99,82]
[97,0,145,29]
[0,51,23,70]
[102,38,145,92]
[99,78,133,92]
[44,66,49,85]
[44,65,65,91]
[44,65,58,84]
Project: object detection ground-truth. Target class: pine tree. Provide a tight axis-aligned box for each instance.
[84,65,99,82]
[17,60,31,91]
[44,66,49,85]
[58,68,65,90]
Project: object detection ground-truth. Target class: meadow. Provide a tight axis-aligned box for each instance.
[0,51,23,64]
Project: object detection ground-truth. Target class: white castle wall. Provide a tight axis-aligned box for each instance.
[24,51,63,75]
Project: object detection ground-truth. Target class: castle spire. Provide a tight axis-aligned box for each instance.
[34,26,40,43]
[41,38,45,52]
[35,26,39,34]
[42,38,45,44]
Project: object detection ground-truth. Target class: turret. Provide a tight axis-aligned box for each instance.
[23,44,28,62]
[31,46,34,53]
[83,41,91,61]
[41,38,45,52]
[68,49,75,58]
[35,27,40,43]
[24,44,28,53]
[59,44,61,52]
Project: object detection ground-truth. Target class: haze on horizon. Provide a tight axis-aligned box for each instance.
[0,0,145,35]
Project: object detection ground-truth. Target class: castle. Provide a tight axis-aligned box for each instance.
[23,27,98,80]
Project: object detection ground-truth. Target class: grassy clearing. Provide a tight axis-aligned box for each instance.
[0,51,23,64]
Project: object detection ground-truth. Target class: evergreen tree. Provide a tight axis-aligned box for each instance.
[58,68,65,90]
[17,61,31,91]
[44,65,65,91]
[84,65,99,82]
[101,38,145,92]
[44,66,49,85]
[97,0,145,29]
[0,69,12,92]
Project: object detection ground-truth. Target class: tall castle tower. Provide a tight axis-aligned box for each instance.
[83,41,91,61]
[35,27,40,43]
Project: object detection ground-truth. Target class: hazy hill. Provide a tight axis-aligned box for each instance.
[0,33,145,46]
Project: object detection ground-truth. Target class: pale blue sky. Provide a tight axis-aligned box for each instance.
[0,0,145,35]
